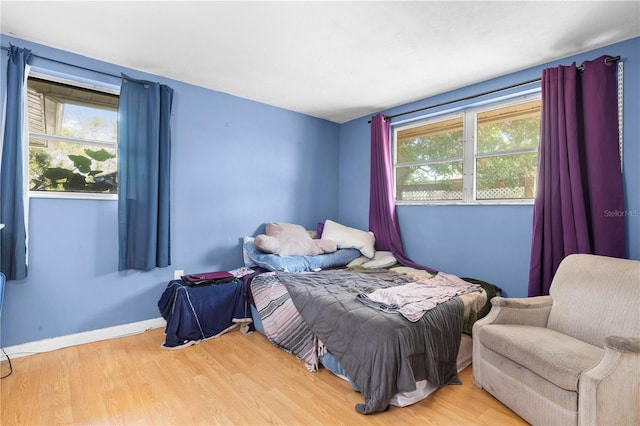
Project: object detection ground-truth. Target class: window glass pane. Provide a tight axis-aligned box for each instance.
[28,78,118,142]
[27,76,118,194]
[29,140,118,193]
[476,152,537,199]
[58,103,117,143]
[477,100,540,154]
[396,162,463,201]
[396,117,463,163]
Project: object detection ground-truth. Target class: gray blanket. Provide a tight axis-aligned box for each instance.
[277,270,464,414]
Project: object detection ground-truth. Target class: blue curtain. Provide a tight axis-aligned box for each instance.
[0,46,31,280]
[118,75,173,271]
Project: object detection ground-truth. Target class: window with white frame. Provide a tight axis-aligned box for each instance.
[393,94,541,204]
[27,74,119,197]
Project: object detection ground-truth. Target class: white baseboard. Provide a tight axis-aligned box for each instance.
[2,317,167,359]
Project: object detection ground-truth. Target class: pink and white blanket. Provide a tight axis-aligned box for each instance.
[357,272,482,322]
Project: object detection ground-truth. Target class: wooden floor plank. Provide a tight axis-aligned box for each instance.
[1,327,526,425]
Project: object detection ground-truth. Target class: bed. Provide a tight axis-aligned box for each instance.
[240,222,495,414]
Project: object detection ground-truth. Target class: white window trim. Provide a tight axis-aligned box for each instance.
[393,91,541,206]
[27,71,119,201]
[29,71,120,96]
[29,191,117,201]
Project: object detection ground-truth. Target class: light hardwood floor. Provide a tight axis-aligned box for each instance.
[1,327,526,425]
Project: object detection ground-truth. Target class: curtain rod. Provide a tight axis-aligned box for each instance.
[370,55,620,123]
[1,45,121,80]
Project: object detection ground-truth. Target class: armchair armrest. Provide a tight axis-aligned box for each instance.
[604,335,640,353]
[473,295,553,329]
[579,337,640,426]
[490,296,553,309]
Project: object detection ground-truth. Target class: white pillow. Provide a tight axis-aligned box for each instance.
[347,251,398,269]
[320,219,375,259]
[361,251,397,269]
[347,255,369,268]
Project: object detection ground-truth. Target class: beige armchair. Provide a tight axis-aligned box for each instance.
[473,254,640,426]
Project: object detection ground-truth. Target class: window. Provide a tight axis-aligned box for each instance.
[27,75,119,197]
[393,94,541,204]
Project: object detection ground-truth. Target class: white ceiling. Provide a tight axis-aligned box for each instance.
[1,1,639,123]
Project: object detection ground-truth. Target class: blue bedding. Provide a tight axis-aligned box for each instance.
[158,279,251,349]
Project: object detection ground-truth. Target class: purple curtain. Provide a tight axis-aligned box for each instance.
[369,114,437,273]
[528,55,625,296]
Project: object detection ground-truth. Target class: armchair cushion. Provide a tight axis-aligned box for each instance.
[476,324,602,391]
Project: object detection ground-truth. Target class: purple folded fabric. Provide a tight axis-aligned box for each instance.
[183,271,234,284]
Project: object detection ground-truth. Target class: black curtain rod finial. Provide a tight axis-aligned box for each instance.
[578,55,621,71]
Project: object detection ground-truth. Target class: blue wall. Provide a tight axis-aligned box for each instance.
[2,34,638,347]
[338,37,640,298]
[0,35,340,346]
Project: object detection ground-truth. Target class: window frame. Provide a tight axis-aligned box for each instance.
[27,71,120,201]
[392,91,541,206]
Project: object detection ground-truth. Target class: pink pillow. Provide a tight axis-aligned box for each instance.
[254,223,336,256]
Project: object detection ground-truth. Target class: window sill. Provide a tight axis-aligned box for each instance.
[396,200,534,206]
[29,191,117,201]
